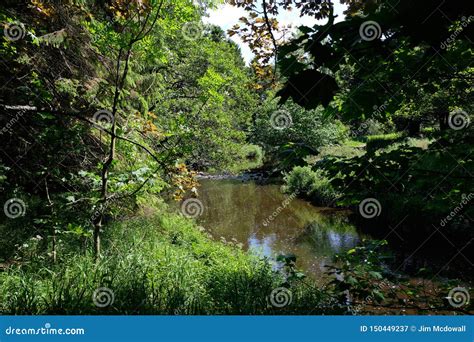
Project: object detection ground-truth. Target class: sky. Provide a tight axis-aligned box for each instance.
[203,1,347,64]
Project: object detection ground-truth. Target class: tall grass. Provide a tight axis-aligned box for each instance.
[365,132,405,154]
[0,211,339,315]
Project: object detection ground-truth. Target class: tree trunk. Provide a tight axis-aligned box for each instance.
[52,228,57,263]
[439,112,449,130]
[93,224,101,259]
[94,124,116,260]
[91,4,161,259]
[407,119,421,137]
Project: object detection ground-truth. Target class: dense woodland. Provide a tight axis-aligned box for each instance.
[0,0,472,314]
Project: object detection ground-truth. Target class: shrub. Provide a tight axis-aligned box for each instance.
[240,144,264,165]
[283,166,340,206]
[251,99,349,155]
[351,119,391,137]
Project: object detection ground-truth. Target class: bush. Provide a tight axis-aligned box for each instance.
[234,144,264,171]
[351,119,389,137]
[251,99,349,155]
[283,166,340,206]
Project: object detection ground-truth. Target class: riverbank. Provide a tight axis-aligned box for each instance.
[279,134,474,280]
[0,208,338,315]
[194,165,472,281]
[1,202,470,315]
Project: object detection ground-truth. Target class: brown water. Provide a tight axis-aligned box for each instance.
[196,178,367,281]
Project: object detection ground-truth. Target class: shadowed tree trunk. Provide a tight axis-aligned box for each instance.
[439,111,449,131]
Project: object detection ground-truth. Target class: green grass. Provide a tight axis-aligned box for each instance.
[365,132,406,154]
[317,143,366,161]
[365,132,404,141]
[377,137,432,155]
[0,210,338,315]
[344,140,366,148]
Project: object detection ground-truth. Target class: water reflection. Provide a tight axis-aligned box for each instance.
[197,179,366,280]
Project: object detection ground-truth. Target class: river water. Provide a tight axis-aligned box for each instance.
[196,178,368,281]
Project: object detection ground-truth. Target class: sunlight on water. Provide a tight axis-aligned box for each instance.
[197,178,368,281]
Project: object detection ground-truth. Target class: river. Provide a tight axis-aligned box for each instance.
[186,176,473,284]
[195,178,368,281]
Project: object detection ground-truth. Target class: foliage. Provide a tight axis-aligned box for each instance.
[230,0,472,136]
[309,141,365,164]
[319,130,474,235]
[230,144,264,173]
[283,166,340,206]
[351,119,394,138]
[326,240,393,308]
[1,0,473,317]
[0,0,259,259]
[0,210,339,315]
[251,97,348,171]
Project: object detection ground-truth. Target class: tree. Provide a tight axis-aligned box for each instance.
[0,0,257,259]
[229,0,473,132]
